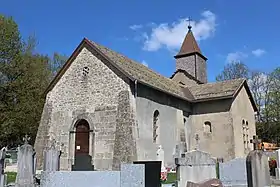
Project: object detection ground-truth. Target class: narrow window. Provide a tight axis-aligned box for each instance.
[153,110,160,143]
[204,121,212,133]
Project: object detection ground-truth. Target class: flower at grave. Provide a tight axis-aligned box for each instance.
[269,159,277,168]
[269,159,277,177]
[160,171,168,181]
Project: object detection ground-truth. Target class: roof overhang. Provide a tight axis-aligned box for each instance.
[174,51,208,61]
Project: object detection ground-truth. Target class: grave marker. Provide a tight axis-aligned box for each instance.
[219,158,247,186]
[43,139,61,172]
[246,135,270,187]
[15,135,36,187]
[175,150,216,187]
[0,147,7,187]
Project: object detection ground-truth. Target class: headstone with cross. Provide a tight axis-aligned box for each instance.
[15,134,36,187]
[250,135,262,150]
[246,135,270,187]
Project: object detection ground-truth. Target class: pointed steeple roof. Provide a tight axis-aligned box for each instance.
[175,26,206,59]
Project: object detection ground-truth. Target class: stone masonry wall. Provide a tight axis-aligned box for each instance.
[191,100,235,161]
[93,105,118,170]
[112,90,137,170]
[34,46,132,170]
[34,99,52,169]
[175,54,207,83]
[195,54,207,83]
[171,71,198,87]
[230,86,256,158]
[176,56,195,78]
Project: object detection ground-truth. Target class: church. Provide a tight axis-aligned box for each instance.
[34,25,258,171]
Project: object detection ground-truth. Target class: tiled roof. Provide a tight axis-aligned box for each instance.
[89,40,192,100]
[188,78,245,100]
[45,38,247,105]
[89,39,245,102]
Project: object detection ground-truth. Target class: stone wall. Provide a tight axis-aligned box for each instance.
[230,86,256,158]
[112,91,137,170]
[135,84,191,167]
[171,71,198,87]
[195,54,207,83]
[34,45,134,170]
[176,56,195,79]
[175,54,207,83]
[191,99,235,161]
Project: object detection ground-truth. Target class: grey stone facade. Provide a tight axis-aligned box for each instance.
[35,37,257,171]
[175,54,207,83]
[35,46,135,170]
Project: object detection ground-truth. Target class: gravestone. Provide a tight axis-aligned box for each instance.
[0,147,7,187]
[175,150,216,187]
[15,135,36,187]
[40,163,145,187]
[186,178,223,187]
[219,158,247,186]
[246,135,270,187]
[120,164,145,187]
[133,161,161,187]
[275,149,280,179]
[43,139,61,172]
[156,145,166,172]
[40,171,120,187]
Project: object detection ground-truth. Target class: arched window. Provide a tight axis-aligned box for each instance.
[246,121,248,126]
[153,110,160,143]
[204,121,212,133]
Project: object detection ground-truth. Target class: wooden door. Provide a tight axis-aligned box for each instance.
[75,119,90,155]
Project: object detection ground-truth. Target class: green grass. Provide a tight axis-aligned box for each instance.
[5,172,17,184]
[162,173,177,184]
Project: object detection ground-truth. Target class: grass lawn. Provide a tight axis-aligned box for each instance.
[162,172,176,184]
[5,172,17,184]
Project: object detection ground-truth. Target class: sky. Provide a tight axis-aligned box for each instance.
[1,0,279,82]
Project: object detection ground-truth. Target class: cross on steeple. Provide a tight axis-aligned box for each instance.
[186,17,193,30]
[250,135,262,150]
[195,134,200,150]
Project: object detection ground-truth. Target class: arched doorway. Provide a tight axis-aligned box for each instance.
[75,119,90,155]
[72,119,94,171]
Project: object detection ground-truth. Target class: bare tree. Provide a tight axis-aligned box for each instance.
[216,61,249,81]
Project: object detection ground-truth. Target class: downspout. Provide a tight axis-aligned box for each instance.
[134,80,140,139]
[134,80,138,98]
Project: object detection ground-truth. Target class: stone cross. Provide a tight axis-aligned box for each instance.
[195,134,200,150]
[23,134,30,145]
[250,135,262,150]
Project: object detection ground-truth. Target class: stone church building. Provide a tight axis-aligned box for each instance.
[34,26,258,171]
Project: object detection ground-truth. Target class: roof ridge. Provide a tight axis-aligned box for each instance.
[190,78,245,87]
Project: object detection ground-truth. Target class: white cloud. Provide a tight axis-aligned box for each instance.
[142,10,217,51]
[142,60,148,67]
[252,49,266,57]
[226,52,248,63]
[130,24,143,30]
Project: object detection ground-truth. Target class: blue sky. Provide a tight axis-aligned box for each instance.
[1,0,279,82]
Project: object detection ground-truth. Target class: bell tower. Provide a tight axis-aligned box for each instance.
[174,22,207,83]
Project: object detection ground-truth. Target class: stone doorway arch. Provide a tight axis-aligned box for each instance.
[71,119,94,171]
